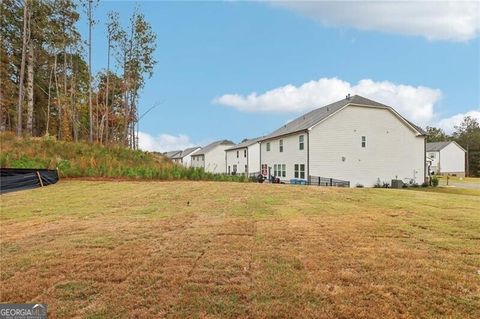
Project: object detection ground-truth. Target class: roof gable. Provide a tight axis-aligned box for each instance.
[426,141,466,152]
[173,146,201,159]
[261,95,425,141]
[225,136,264,151]
[193,139,234,156]
[164,150,182,159]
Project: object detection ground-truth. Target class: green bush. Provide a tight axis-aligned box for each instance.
[431,176,439,187]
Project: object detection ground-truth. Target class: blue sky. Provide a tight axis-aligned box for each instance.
[79,1,480,151]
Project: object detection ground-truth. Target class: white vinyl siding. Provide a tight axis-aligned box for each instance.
[199,143,233,174]
[261,132,307,181]
[226,143,261,176]
[308,105,424,187]
[439,142,465,174]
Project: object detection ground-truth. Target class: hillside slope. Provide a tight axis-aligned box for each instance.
[0,133,244,181]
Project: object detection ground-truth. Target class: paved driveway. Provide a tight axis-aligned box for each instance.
[440,180,480,189]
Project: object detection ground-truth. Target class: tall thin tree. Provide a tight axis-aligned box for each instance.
[87,0,93,142]
[17,0,29,136]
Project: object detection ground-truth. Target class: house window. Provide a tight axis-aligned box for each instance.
[361,136,366,148]
[299,135,304,150]
[429,153,436,159]
[244,149,247,157]
[273,164,285,177]
[279,140,283,152]
[266,142,270,151]
[294,164,305,179]
[228,166,231,175]
[245,165,248,173]
[233,164,237,174]
[237,150,239,158]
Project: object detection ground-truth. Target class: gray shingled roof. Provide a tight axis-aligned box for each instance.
[172,146,201,159]
[426,141,462,152]
[262,95,425,140]
[225,136,264,151]
[192,140,234,156]
[164,150,182,159]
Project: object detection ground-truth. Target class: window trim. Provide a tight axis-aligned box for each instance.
[299,135,304,150]
[279,139,283,152]
[361,136,366,148]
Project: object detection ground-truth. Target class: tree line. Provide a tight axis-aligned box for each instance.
[426,116,480,177]
[1,0,157,148]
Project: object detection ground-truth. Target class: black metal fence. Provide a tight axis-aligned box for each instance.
[308,176,350,188]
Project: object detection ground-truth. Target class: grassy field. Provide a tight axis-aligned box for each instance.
[1,181,479,318]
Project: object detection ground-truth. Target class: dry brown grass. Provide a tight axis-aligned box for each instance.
[1,181,479,318]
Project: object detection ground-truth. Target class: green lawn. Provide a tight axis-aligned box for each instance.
[1,181,479,318]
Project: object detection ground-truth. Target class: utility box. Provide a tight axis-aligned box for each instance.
[391,179,404,189]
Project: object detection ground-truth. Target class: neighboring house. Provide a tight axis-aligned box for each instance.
[171,146,202,166]
[426,141,466,176]
[191,140,235,173]
[259,95,426,187]
[225,137,263,176]
[164,150,182,160]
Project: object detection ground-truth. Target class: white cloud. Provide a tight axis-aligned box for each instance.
[436,109,480,133]
[271,1,480,42]
[138,132,195,152]
[213,77,442,125]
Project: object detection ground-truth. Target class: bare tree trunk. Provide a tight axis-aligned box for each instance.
[122,52,129,146]
[17,2,29,136]
[54,54,62,140]
[26,40,34,134]
[104,36,111,145]
[70,54,78,142]
[95,91,100,142]
[88,0,93,143]
[46,66,53,135]
[0,46,6,131]
[26,5,34,136]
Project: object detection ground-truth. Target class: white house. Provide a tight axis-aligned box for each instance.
[225,137,263,176]
[191,140,234,173]
[259,95,427,187]
[164,150,182,161]
[171,146,202,167]
[426,141,466,177]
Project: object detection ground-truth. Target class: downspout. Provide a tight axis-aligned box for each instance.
[424,137,427,184]
[246,147,249,176]
[307,130,310,184]
[259,141,262,176]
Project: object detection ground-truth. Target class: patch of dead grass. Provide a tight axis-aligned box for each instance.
[1,181,479,318]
